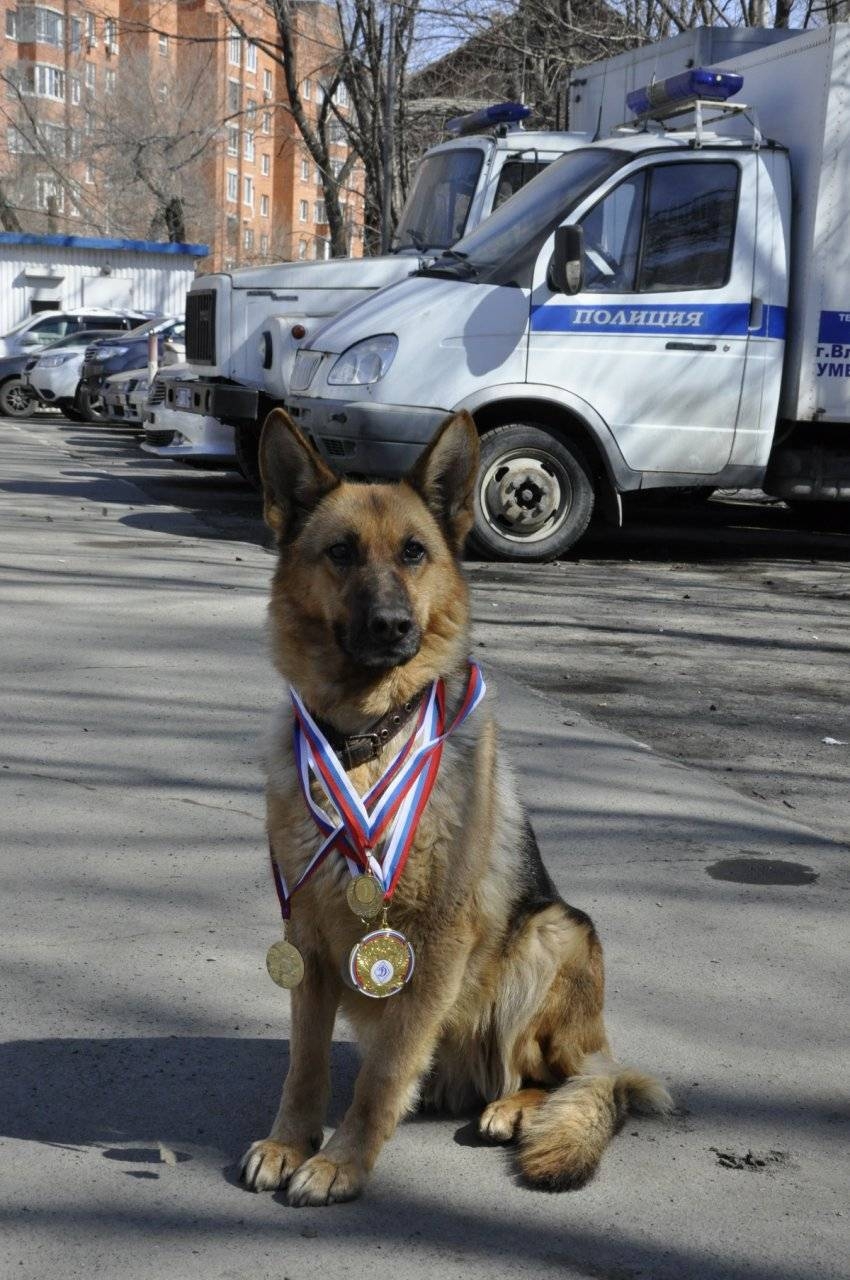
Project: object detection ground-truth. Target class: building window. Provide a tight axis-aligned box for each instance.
[244,227,254,250]
[158,33,168,55]
[329,120,345,144]
[70,74,80,104]
[246,42,257,72]
[226,125,238,156]
[260,193,269,217]
[85,161,94,184]
[243,175,253,206]
[263,68,272,97]
[104,17,116,51]
[5,9,17,38]
[70,16,81,51]
[226,170,238,202]
[228,25,241,65]
[314,200,327,224]
[300,158,309,182]
[298,199,308,222]
[261,110,270,134]
[35,64,65,100]
[244,130,254,161]
[298,239,307,259]
[36,175,64,211]
[83,110,93,135]
[336,82,349,107]
[246,98,256,121]
[260,233,269,254]
[157,81,167,102]
[331,158,343,179]
[227,78,240,113]
[7,125,29,153]
[84,11,95,46]
[261,153,269,176]
[84,62,95,92]
[302,78,311,100]
[105,69,115,94]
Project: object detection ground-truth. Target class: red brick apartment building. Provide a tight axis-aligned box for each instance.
[0,0,363,268]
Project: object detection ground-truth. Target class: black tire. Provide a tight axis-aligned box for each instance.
[78,387,109,423]
[469,423,595,561]
[58,401,85,422]
[0,377,35,418]
[235,422,262,491]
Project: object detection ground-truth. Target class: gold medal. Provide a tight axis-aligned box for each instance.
[349,928,415,999]
[266,939,305,989]
[346,872,384,919]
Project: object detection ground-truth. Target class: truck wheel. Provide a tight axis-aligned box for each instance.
[469,423,595,561]
[0,377,35,418]
[235,423,262,491]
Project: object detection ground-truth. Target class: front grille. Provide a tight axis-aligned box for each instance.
[323,437,356,458]
[145,428,175,446]
[186,290,216,365]
[290,349,322,393]
[148,377,167,406]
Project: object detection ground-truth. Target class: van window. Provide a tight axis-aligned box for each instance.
[492,159,550,211]
[640,162,738,291]
[579,161,739,294]
[28,316,72,341]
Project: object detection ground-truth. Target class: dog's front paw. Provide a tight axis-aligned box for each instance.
[287,1153,365,1206]
[239,1139,313,1192]
[479,1097,523,1142]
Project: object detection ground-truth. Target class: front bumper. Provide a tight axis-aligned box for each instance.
[169,379,259,423]
[141,409,236,460]
[285,394,448,476]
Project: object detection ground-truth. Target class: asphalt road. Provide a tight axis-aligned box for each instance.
[1,414,848,1280]
[51,414,850,846]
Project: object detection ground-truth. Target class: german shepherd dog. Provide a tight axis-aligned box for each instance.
[240,409,671,1206]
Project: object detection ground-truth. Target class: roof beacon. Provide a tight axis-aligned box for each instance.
[445,102,532,138]
[627,68,744,121]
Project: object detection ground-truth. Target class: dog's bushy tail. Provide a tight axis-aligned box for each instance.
[517,1053,673,1190]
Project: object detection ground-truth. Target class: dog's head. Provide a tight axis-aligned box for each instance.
[260,408,479,721]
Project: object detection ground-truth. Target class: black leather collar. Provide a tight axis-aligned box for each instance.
[312,689,427,769]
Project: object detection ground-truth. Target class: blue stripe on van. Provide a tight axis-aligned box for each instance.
[530,302,786,339]
[818,311,850,343]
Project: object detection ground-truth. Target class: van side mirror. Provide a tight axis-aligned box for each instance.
[549,224,584,296]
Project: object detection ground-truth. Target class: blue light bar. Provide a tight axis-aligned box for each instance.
[445,101,531,137]
[627,67,743,119]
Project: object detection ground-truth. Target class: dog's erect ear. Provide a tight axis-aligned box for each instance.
[406,411,479,554]
[259,409,339,541]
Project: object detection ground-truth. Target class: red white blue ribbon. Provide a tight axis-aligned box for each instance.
[270,661,486,916]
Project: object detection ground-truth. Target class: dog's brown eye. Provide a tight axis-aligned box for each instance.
[327,542,354,566]
[402,539,426,565]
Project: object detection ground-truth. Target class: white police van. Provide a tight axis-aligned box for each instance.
[285,26,850,560]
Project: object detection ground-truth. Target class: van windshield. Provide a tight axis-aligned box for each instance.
[393,148,485,252]
[420,147,625,287]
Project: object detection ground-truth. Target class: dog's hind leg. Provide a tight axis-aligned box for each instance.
[479,1087,549,1141]
[240,949,340,1193]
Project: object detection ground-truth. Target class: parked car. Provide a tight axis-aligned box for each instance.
[77,317,185,421]
[101,369,148,425]
[23,329,130,420]
[0,309,146,359]
[140,364,237,465]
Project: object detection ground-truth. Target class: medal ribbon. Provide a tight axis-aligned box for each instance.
[270,661,486,917]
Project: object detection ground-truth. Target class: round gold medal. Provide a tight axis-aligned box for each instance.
[346,873,384,919]
[349,928,415,999]
[266,939,305,989]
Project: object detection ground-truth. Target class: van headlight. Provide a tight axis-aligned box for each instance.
[327,335,397,386]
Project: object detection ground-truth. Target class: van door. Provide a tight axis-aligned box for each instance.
[528,154,756,475]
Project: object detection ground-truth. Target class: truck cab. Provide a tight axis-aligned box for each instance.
[181,111,590,483]
[285,80,792,560]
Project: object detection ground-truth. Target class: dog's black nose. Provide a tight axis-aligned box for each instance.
[367,610,413,642]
